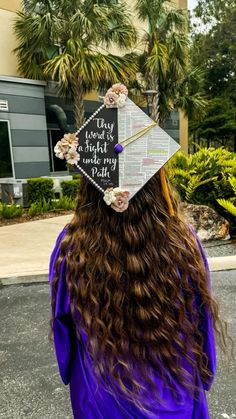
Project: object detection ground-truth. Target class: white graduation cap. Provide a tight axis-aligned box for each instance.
[54,84,180,212]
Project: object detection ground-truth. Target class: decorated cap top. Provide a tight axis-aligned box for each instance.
[54,83,180,212]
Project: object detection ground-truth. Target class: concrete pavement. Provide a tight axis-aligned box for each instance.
[0,215,72,285]
[0,215,236,286]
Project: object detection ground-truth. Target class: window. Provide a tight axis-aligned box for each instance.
[0,121,14,178]
[48,129,68,172]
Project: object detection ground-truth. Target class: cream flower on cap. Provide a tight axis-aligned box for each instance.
[65,148,80,165]
[54,140,69,159]
[63,133,79,147]
[116,93,127,108]
[103,188,116,206]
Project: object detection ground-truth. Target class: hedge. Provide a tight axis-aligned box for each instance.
[27,178,54,205]
[61,179,80,199]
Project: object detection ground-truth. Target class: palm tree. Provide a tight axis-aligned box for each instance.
[135,0,206,125]
[14,0,137,127]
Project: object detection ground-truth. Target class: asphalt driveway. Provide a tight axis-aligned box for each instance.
[0,271,235,419]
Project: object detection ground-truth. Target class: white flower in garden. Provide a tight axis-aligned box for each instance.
[116,93,127,108]
[65,148,80,165]
[54,140,69,159]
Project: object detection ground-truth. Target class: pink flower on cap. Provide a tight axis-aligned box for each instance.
[104,91,118,108]
[111,83,128,96]
[104,187,129,212]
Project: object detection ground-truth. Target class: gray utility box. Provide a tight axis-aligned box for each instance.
[0,180,28,207]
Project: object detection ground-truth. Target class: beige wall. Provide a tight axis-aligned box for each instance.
[171,0,187,8]
[0,0,21,12]
[0,2,21,76]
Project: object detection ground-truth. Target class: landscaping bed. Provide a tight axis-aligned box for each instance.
[0,210,73,227]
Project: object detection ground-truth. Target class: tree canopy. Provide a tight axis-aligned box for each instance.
[189,0,236,151]
[135,0,205,125]
[14,0,137,126]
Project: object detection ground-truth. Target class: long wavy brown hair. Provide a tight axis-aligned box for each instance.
[51,169,226,410]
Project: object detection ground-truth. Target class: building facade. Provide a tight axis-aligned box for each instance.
[0,0,188,182]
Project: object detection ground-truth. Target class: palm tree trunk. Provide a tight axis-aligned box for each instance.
[151,87,160,123]
[146,70,160,124]
[73,82,85,129]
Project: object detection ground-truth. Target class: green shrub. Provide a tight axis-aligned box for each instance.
[0,203,23,219]
[217,176,236,218]
[28,198,52,216]
[27,178,54,205]
[167,146,236,235]
[61,180,80,199]
[72,173,81,180]
[52,196,76,211]
[217,199,236,217]
[28,196,75,216]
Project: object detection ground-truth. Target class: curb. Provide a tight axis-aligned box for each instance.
[0,274,48,286]
[208,256,236,272]
[0,256,235,286]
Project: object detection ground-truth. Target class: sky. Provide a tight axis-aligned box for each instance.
[188,0,198,11]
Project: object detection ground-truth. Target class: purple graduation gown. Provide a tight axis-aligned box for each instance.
[49,227,216,419]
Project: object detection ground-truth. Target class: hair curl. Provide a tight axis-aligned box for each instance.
[51,169,227,410]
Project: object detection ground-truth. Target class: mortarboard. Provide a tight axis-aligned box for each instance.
[54,84,181,213]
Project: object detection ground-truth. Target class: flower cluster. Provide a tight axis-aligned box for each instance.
[104,83,128,108]
[103,187,130,212]
[54,133,80,166]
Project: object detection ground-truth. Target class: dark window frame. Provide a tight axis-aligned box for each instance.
[0,120,15,179]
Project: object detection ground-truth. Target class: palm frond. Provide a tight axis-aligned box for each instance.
[69,8,94,38]
[145,42,168,76]
[43,53,76,92]
[183,174,218,202]
[163,8,187,33]
[136,0,165,23]
[14,11,55,45]
[217,199,236,217]
[167,168,190,183]
[229,177,236,194]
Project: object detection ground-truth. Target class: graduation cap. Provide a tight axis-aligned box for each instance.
[54,83,180,213]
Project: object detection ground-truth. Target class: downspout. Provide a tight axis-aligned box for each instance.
[49,104,69,133]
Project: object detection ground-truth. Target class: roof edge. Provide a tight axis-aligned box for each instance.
[0,75,47,86]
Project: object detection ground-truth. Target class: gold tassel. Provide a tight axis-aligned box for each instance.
[160,168,174,216]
